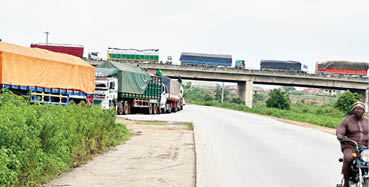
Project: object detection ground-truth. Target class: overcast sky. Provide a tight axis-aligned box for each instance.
[1,0,368,72]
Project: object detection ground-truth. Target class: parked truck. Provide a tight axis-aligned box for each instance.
[160,76,184,113]
[180,52,232,67]
[30,43,84,57]
[315,61,369,76]
[0,42,95,104]
[260,60,303,72]
[235,60,246,69]
[96,61,163,115]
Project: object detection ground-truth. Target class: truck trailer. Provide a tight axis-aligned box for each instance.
[180,52,232,67]
[96,61,163,115]
[0,42,95,104]
[30,43,84,57]
[260,60,302,72]
[160,76,184,113]
[315,61,369,76]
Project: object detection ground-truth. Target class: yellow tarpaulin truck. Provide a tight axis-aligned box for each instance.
[0,42,95,104]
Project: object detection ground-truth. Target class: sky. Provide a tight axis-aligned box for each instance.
[1,0,368,73]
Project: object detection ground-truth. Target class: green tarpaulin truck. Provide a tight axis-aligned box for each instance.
[95,61,163,114]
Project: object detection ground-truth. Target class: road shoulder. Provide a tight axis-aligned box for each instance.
[45,119,195,187]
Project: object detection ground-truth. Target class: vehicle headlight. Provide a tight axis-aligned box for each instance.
[360,150,369,162]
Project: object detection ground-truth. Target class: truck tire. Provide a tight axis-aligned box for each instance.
[123,101,129,115]
[167,104,172,113]
[148,104,153,115]
[153,104,157,114]
[172,104,177,113]
[117,101,124,115]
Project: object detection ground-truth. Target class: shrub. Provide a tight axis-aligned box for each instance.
[266,89,291,110]
[0,89,130,186]
[335,90,362,115]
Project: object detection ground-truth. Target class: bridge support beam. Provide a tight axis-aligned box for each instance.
[238,80,253,108]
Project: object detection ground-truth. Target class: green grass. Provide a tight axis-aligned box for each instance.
[135,120,194,131]
[186,98,346,129]
[0,89,131,186]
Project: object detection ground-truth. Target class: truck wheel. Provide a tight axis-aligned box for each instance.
[173,106,178,113]
[168,106,172,113]
[118,102,124,115]
[69,99,76,104]
[153,104,157,114]
[123,102,129,115]
[147,104,153,115]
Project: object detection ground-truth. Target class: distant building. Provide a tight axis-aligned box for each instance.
[323,89,338,96]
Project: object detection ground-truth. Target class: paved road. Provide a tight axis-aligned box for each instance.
[122,104,343,187]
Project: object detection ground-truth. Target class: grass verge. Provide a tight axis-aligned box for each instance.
[187,99,346,129]
[135,120,194,131]
[0,89,131,186]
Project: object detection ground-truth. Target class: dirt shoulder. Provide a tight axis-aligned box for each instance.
[45,119,195,187]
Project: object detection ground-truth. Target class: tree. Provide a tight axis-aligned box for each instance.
[183,82,192,89]
[335,90,362,115]
[204,93,214,101]
[266,89,291,110]
[253,92,265,103]
[214,84,229,102]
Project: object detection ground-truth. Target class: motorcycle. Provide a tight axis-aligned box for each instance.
[337,139,369,187]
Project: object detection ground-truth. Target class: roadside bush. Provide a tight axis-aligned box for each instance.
[266,89,291,110]
[335,90,362,115]
[0,89,130,186]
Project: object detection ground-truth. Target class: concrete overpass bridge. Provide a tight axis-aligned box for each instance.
[88,60,369,108]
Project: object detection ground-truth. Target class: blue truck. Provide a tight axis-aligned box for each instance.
[260,60,303,72]
[180,52,232,67]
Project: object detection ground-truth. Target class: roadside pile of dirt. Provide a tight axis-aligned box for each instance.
[45,119,195,187]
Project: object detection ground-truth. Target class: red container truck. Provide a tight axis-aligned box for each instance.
[316,61,369,76]
[31,43,84,57]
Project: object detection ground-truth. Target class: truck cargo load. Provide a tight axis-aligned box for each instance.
[260,60,302,71]
[180,52,232,67]
[30,43,84,57]
[316,61,369,75]
[0,41,95,94]
[97,61,150,94]
[95,68,118,77]
[161,76,181,101]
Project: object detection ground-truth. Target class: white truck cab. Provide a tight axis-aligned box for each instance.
[94,77,118,110]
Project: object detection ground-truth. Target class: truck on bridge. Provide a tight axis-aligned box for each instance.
[0,42,95,104]
[260,60,306,72]
[180,52,232,67]
[315,61,369,77]
[107,48,159,63]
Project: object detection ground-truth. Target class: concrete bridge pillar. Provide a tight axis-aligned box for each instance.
[238,80,253,108]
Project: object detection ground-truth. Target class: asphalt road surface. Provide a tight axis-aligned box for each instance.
[122,104,343,187]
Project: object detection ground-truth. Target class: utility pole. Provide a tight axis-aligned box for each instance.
[44,31,50,45]
[221,82,225,103]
